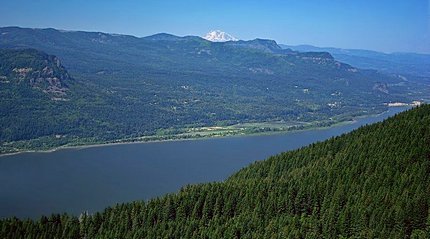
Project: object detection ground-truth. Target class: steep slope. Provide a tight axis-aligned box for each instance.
[0,48,81,144]
[0,49,131,151]
[1,105,429,238]
[0,48,71,99]
[0,27,427,154]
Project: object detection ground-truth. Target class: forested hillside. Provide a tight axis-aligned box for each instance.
[1,105,429,238]
[0,48,78,144]
[0,27,428,154]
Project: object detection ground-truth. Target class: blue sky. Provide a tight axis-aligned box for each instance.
[1,0,429,53]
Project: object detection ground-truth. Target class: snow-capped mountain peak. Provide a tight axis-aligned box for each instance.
[203,30,238,42]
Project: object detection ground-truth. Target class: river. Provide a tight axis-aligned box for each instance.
[0,107,409,219]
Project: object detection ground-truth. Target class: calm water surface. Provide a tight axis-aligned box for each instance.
[0,107,408,218]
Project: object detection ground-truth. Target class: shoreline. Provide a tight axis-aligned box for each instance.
[0,107,409,157]
[0,121,353,157]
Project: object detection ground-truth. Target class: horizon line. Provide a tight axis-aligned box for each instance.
[1,25,429,55]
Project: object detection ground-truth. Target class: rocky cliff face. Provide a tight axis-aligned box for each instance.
[0,48,71,100]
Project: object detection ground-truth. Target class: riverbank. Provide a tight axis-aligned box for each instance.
[0,107,411,157]
[0,121,347,157]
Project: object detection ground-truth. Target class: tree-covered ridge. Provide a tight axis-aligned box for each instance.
[1,105,429,238]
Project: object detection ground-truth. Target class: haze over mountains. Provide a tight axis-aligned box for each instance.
[202,30,430,78]
[0,26,428,154]
[202,30,430,79]
[281,44,430,78]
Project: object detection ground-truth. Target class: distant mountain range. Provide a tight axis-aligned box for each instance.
[280,44,430,78]
[0,26,428,153]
